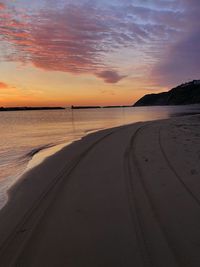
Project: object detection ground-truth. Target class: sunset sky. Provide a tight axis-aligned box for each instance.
[0,0,199,106]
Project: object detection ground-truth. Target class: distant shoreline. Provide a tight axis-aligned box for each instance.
[71,105,132,109]
[0,107,65,112]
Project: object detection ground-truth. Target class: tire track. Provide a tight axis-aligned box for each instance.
[0,127,120,265]
[124,124,154,267]
[159,126,200,208]
[124,123,179,267]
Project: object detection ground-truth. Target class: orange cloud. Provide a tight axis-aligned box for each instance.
[0,82,8,89]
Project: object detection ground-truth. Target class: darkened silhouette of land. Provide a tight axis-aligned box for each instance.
[71,105,101,109]
[0,107,65,112]
[71,105,131,109]
[134,80,200,106]
[102,105,131,109]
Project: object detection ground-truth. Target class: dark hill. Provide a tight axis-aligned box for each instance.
[134,80,200,106]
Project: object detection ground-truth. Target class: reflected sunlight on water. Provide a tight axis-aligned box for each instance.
[0,105,200,208]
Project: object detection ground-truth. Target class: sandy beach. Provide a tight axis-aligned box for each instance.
[0,115,200,266]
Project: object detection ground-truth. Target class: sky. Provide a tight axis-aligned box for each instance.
[0,0,199,106]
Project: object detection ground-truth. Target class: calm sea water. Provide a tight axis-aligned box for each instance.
[0,105,200,208]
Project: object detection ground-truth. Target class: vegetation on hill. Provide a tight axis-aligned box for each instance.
[134,80,200,106]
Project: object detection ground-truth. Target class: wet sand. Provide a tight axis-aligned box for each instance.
[0,115,200,266]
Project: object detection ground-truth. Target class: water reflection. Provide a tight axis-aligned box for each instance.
[0,104,200,208]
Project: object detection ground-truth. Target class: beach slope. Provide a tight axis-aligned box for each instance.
[0,115,200,266]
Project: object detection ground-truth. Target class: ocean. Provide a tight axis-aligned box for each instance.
[0,105,200,208]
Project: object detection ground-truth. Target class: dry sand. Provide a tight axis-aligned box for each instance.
[0,115,200,266]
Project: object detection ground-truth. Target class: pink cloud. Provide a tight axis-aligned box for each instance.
[0,3,133,83]
[0,7,94,68]
[0,3,5,10]
[0,1,190,85]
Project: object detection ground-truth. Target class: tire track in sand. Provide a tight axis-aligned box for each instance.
[0,127,119,266]
[159,126,200,207]
[124,123,179,267]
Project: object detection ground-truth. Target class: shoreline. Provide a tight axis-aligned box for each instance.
[0,115,200,266]
[0,126,105,210]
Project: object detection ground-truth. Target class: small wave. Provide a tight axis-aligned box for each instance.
[25,143,58,158]
[171,111,200,117]
[84,128,103,134]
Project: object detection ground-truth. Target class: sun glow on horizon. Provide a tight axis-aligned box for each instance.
[0,0,199,106]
